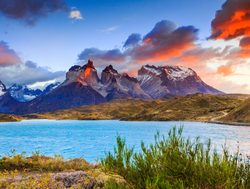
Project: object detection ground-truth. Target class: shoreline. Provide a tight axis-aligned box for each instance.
[207,120,250,127]
[1,117,250,127]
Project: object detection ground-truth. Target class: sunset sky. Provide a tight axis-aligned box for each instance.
[0,0,249,94]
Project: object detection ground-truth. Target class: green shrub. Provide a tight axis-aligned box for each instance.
[102,127,250,189]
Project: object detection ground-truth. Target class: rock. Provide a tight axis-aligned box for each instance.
[53,171,96,188]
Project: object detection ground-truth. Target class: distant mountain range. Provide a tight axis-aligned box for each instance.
[0,60,222,114]
[8,82,61,102]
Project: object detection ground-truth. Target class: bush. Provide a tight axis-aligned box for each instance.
[102,127,250,189]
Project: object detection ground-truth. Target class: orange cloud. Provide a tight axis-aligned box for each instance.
[211,0,250,59]
[211,0,250,40]
[131,21,198,63]
[0,41,21,66]
[217,65,234,76]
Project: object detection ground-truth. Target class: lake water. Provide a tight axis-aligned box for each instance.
[0,120,249,163]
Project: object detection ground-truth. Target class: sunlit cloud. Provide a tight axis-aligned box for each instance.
[69,8,83,20]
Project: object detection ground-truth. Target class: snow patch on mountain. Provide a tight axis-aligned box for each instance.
[164,66,195,81]
[0,81,6,96]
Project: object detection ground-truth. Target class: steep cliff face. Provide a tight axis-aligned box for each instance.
[101,65,150,100]
[138,65,222,98]
[64,60,99,86]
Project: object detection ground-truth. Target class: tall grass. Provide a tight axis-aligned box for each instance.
[102,127,250,189]
[0,152,90,172]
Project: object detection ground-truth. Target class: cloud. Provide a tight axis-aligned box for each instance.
[0,0,68,25]
[210,0,250,40]
[0,61,65,86]
[0,42,65,86]
[0,41,21,66]
[123,33,141,48]
[69,8,83,20]
[100,26,118,33]
[78,48,125,65]
[78,20,198,67]
[217,64,234,76]
[240,37,250,49]
[130,20,198,62]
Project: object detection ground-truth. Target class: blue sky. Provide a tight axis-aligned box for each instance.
[0,0,250,94]
[0,0,224,70]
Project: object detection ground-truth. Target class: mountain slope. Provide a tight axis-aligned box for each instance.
[221,97,250,123]
[20,82,106,114]
[138,65,222,98]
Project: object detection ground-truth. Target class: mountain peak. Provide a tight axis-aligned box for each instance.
[138,64,222,98]
[103,65,118,74]
[85,59,95,69]
[0,80,7,96]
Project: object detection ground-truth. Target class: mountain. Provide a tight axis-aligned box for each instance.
[138,65,222,98]
[101,65,150,100]
[0,81,6,96]
[42,82,61,95]
[23,82,105,114]
[17,61,106,113]
[9,84,43,102]
[8,82,61,102]
[0,60,224,114]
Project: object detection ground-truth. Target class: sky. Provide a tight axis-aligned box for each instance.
[0,0,250,93]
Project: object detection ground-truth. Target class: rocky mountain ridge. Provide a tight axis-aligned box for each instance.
[0,60,223,114]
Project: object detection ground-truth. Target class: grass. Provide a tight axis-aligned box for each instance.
[101,127,250,189]
[0,114,22,122]
[222,97,250,123]
[0,152,90,172]
[29,94,249,123]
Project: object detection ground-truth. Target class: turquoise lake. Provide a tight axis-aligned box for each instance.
[0,120,249,163]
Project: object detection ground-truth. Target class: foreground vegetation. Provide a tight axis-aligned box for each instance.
[0,127,250,188]
[102,127,250,188]
[28,94,250,123]
[0,153,123,188]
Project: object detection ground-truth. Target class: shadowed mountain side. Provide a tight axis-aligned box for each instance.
[27,94,248,122]
[18,82,106,114]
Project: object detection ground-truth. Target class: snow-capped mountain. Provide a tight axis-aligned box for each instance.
[0,60,223,114]
[138,65,222,98]
[8,82,62,102]
[9,84,43,102]
[0,81,6,96]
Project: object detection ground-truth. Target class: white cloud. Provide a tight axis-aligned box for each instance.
[100,26,118,33]
[69,8,83,20]
[0,61,65,87]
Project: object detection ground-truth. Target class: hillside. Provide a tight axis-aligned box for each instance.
[221,97,250,123]
[0,114,22,122]
[28,94,248,122]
